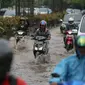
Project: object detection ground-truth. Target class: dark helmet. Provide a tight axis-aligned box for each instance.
[75,35,85,58]
[0,39,13,80]
[40,20,47,31]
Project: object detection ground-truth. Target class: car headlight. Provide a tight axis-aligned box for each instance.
[35,47,38,50]
[39,47,43,50]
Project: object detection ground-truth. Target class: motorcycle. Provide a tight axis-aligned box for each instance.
[65,30,74,51]
[33,36,50,63]
[58,80,85,85]
[15,30,25,44]
[64,29,78,51]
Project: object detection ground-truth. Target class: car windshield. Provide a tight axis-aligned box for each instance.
[66,8,73,13]
[63,14,82,22]
[80,17,85,32]
[39,8,48,12]
[73,9,81,13]
[4,10,15,16]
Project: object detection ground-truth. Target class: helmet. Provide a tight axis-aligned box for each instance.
[60,19,63,23]
[40,20,47,31]
[75,35,85,58]
[0,39,13,80]
[68,17,74,25]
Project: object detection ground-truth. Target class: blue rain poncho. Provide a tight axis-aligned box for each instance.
[49,54,85,84]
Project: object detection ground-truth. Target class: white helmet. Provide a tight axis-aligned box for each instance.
[60,19,63,22]
[68,17,74,25]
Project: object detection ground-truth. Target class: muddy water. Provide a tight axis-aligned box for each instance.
[10,27,74,85]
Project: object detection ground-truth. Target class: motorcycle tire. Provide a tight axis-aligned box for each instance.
[66,44,70,51]
[35,53,43,64]
[33,50,36,58]
[44,53,50,63]
[66,44,73,52]
[16,37,21,44]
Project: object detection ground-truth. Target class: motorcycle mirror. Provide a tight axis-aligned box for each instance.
[72,29,78,34]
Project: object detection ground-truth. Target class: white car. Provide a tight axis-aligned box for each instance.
[3,9,15,18]
[39,8,52,14]
[78,15,85,36]
[34,8,39,15]
[66,8,73,14]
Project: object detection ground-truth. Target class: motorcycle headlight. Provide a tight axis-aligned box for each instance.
[68,31,72,34]
[18,31,24,35]
[39,47,43,50]
[35,47,38,50]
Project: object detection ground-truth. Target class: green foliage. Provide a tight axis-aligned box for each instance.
[1,0,12,8]
[27,12,65,22]
[0,12,65,38]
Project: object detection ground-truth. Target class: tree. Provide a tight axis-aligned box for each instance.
[1,0,12,8]
[15,0,20,16]
[30,0,34,15]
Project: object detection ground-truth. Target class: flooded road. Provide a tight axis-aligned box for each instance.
[10,27,73,85]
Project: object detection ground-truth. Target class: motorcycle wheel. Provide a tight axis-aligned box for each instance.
[66,44,70,51]
[35,52,44,64]
[66,44,73,52]
[33,50,36,58]
[44,53,50,63]
[16,37,20,44]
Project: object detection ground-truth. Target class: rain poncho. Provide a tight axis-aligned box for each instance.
[49,54,85,84]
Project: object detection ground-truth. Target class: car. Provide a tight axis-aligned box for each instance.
[0,10,6,16]
[34,8,39,15]
[66,8,81,14]
[81,10,85,15]
[60,13,82,33]
[78,15,85,35]
[0,8,8,16]
[39,8,52,14]
[73,9,81,14]
[3,9,15,18]
[66,8,74,14]
[1,8,8,11]
[64,13,82,25]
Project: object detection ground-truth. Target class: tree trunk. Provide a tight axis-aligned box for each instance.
[30,0,34,15]
[17,0,20,16]
[15,0,18,15]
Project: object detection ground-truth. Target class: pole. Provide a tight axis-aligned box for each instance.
[0,0,2,9]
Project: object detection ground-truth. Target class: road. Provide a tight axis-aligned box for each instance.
[10,27,73,85]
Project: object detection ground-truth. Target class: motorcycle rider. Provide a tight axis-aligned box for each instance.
[49,35,85,85]
[35,20,51,39]
[0,39,27,85]
[33,20,51,57]
[64,17,77,48]
[17,17,29,35]
[66,17,77,30]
